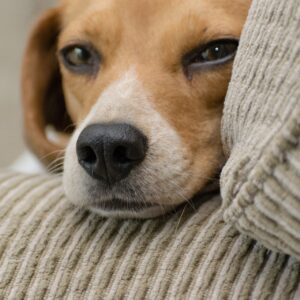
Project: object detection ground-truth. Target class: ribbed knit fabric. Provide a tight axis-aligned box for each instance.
[221,0,300,260]
[0,171,299,299]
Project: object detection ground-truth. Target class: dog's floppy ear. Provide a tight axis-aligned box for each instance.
[22,7,72,168]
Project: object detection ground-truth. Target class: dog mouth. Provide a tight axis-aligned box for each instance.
[90,198,160,212]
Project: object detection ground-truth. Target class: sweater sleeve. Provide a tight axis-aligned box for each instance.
[221,0,300,260]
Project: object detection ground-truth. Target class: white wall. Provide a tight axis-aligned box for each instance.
[0,0,55,167]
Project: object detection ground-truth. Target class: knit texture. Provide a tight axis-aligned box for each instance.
[0,171,299,299]
[221,0,300,260]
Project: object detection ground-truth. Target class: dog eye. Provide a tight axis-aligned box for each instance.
[60,44,100,75]
[65,47,92,66]
[192,41,238,63]
[183,39,239,75]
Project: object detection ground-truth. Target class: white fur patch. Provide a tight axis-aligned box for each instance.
[63,69,190,218]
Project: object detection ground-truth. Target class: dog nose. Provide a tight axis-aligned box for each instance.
[76,123,148,184]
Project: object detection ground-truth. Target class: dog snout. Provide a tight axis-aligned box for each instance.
[76,123,148,184]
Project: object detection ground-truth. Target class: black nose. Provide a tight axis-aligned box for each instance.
[76,123,148,184]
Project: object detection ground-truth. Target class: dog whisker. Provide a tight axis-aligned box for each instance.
[47,156,65,168]
[63,122,77,133]
[39,149,66,163]
[47,154,66,172]
[47,159,65,174]
[175,203,188,233]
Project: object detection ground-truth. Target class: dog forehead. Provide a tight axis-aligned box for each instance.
[60,0,250,26]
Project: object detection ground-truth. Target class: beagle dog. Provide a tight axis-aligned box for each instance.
[22,0,251,218]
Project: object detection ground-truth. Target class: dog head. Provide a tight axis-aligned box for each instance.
[22,0,251,218]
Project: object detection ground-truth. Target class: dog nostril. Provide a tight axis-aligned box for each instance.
[113,146,131,164]
[79,146,97,165]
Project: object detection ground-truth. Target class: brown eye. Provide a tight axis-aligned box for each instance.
[183,39,239,75]
[60,44,101,75]
[195,42,238,63]
[66,47,92,66]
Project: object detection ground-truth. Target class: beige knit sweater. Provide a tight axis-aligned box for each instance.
[0,0,299,299]
[221,0,300,261]
[0,172,299,299]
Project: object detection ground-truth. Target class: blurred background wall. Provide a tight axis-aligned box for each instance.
[0,0,55,168]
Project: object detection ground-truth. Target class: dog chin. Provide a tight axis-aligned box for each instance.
[63,173,179,219]
[88,203,175,219]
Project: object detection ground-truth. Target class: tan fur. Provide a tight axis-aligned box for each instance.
[22,0,251,216]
